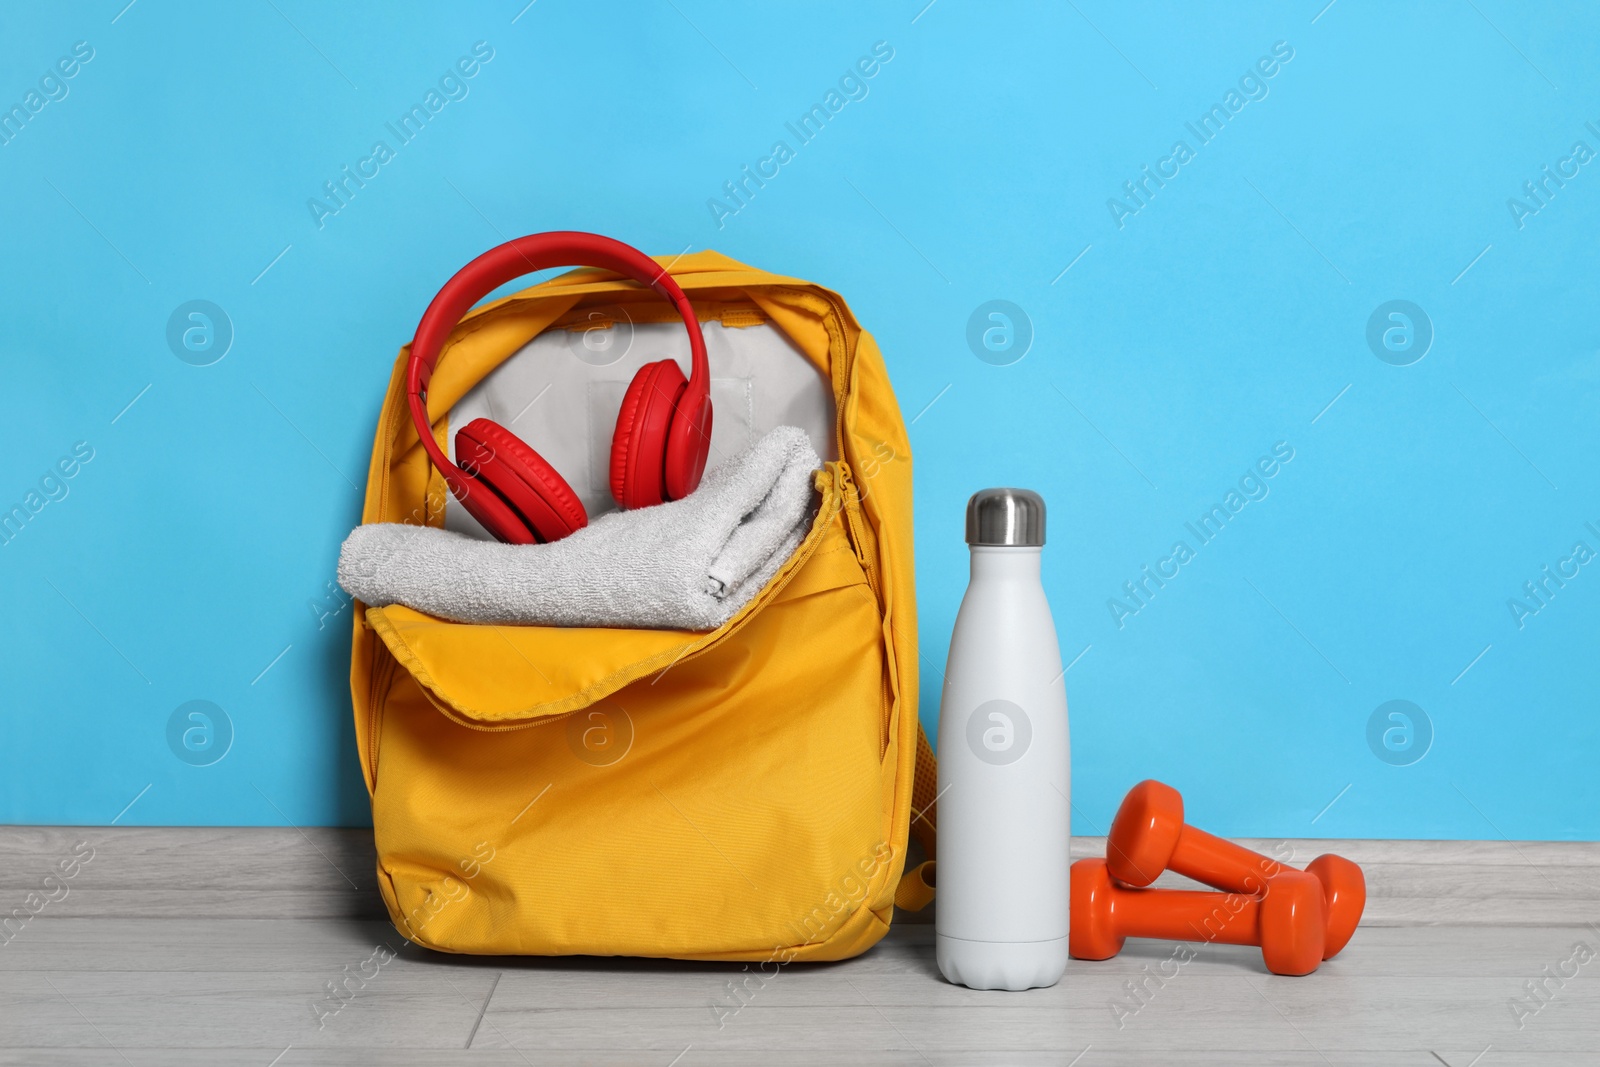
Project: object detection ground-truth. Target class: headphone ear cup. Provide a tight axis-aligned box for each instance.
[449,463,539,545]
[456,419,588,544]
[662,389,712,502]
[610,359,686,510]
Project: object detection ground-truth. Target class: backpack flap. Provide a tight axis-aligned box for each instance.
[362,463,849,730]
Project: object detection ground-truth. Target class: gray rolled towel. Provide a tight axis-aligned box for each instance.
[337,426,822,631]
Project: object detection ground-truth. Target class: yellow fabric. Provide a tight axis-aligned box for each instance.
[349,252,920,960]
[910,722,939,860]
[894,860,937,913]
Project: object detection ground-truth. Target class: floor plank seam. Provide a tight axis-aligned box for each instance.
[464,970,502,1050]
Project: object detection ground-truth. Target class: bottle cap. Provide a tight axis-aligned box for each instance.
[965,488,1046,547]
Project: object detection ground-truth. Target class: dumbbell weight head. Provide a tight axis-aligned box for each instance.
[1069,858,1125,960]
[1305,853,1365,958]
[1255,869,1326,977]
[1105,779,1186,886]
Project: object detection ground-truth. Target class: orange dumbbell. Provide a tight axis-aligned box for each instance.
[1070,858,1326,976]
[1107,780,1365,958]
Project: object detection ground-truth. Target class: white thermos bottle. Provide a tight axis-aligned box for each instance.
[936,488,1070,991]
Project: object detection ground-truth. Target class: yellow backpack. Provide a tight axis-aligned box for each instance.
[349,251,938,960]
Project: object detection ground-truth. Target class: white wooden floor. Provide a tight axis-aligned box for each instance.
[2,829,1596,1065]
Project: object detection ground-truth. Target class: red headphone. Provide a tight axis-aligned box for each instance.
[406,232,713,545]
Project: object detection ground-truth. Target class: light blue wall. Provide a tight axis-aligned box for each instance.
[2,2,1594,837]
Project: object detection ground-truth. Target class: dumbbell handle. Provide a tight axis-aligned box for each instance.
[1110,884,1266,947]
[1166,824,1288,893]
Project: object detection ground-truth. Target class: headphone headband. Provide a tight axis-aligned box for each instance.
[405,231,709,494]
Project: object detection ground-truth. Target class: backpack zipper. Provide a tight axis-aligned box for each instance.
[814,287,894,760]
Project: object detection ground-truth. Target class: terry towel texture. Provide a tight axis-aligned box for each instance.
[337,426,823,631]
